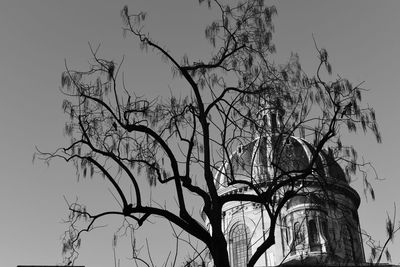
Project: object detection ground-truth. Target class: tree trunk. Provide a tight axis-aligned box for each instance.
[209,240,231,267]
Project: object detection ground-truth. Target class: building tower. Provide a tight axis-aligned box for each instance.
[208,101,365,266]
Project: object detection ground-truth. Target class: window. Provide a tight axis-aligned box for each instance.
[294,222,305,246]
[290,221,305,255]
[320,218,328,240]
[308,219,320,251]
[230,224,251,267]
[285,227,290,245]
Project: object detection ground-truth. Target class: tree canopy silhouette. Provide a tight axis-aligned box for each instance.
[39,0,382,266]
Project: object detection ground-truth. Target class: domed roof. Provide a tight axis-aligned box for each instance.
[215,135,348,191]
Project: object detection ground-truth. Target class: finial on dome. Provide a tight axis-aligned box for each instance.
[258,97,285,134]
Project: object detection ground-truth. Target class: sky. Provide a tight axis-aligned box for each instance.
[0,0,399,266]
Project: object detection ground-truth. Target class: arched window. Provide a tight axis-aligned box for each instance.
[230,224,251,267]
[290,221,305,255]
[320,218,328,240]
[308,219,320,251]
[294,222,305,245]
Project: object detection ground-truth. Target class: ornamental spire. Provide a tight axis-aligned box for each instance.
[257,97,285,135]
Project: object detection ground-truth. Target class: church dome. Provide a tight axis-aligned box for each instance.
[210,105,365,266]
[215,135,348,192]
[212,134,365,266]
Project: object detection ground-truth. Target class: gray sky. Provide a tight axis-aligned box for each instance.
[1,0,399,266]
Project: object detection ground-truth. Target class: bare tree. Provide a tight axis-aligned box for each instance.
[38,0,382,266]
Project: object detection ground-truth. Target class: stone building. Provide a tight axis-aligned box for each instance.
[205,104,366,266]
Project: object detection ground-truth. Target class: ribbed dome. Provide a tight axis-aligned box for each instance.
[215,135,347,191]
